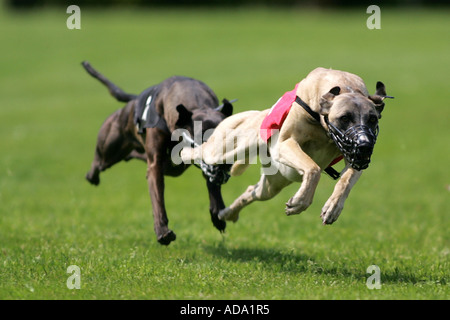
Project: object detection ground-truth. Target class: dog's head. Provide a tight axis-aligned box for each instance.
[175,99,233,185]
[319,82,391,170]
[175,98,233,142]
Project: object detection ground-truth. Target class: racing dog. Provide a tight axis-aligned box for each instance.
[181,67,392,225]
[83,61,233,245]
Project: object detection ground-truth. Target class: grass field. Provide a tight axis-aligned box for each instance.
[0,5,449,300]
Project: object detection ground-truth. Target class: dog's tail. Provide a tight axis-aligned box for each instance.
[82,61,137,103]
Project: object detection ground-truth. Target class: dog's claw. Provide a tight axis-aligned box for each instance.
[321,209,339,225]
[320,197,344,225]
[321,214,330,225]
[285,205,303,216]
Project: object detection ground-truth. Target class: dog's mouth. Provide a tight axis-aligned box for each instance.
[325,117,378,171]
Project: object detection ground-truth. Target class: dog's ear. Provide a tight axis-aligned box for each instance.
[175,104,193,128]
[374,81,386,96]
[220,99,233,117]
[369,81,392,118]
[319,86,341,115]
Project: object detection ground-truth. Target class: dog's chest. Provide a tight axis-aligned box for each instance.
[269,130,340,181]
[301,137,339,167]
[298,121,341,164]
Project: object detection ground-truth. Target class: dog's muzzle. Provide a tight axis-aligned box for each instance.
[181,131,231,185]
[325,116,378,171]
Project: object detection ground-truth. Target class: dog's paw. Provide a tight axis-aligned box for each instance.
[320,197,344,225]
[218,207,239,223]
[180,147,193,163]
[86,171,100,186]
[210,209,226,232]
[285,197,311,216]
[157,230,176,245]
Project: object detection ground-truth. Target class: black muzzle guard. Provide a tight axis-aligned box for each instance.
[181,131,231,185]
[325,116,378,171]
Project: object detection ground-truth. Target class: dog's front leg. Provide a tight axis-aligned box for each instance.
[206,179,226,232]
[145,129,176,245]
[276,138,322,216]
[321,165,362,225]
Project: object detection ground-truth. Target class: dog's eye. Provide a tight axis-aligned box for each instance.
[368,115,378,124]
[340,115,351,123]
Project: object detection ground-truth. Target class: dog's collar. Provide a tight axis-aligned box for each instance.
[295,95,342,180]
[295,96,321,123]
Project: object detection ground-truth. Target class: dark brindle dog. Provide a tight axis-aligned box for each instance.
[83,61,233,245]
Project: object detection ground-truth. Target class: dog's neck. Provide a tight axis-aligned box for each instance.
[294,96,320,123]
[294,95,343,179]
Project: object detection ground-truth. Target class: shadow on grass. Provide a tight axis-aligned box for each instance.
[203,242,444,286]
[205,243,314,273]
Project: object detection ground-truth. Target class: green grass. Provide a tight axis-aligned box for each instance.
[0,6,449,300]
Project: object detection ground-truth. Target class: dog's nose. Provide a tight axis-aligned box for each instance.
[358,144,373,157]
[357,136,374,154]
[355,132,374,158]
[356,134,372,146]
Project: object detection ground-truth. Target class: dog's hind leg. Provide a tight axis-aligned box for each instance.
[219,172,291,222]
[86,105,137,185]
[124,150,147,162]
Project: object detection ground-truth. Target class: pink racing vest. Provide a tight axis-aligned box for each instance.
[260,83,300,142]
[260,83,343,168]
